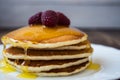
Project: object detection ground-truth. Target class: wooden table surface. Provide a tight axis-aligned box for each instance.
[0,27,120,49]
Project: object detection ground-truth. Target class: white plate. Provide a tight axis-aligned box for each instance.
[0,44,120,80]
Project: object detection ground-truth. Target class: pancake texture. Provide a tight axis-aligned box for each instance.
[4,44,92,60]
[1,25,93,76]
[7,59,90,76]
[7,58,89,72]
[2,26,88,49]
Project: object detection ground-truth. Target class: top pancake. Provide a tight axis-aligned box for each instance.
[1,25,88,49]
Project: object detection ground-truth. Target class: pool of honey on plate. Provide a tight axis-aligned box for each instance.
[0,58,38,79]
[0,59,16,73]
[87,61,101,71]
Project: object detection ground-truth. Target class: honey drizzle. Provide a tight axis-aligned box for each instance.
[1,37,37,79]
[21,44,30,66]
[0,59,16,73]
[18,63,37,79]
[17,44,38,79]
[87,61,101,71]
[0,59,37,79]
[87,57,101,71]
[3,44,6,51]
[17,72,37,79]
[24,47,28,60]
[1,37,7,54]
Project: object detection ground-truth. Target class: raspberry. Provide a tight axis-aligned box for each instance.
[41,10,58,27]
[57,12,70,26]
[28,12,42,25]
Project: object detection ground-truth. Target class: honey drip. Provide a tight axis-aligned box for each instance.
[17,72,37,79]
[87,61,101,71]
[2,37,7,54]
[17,44,37,79]
[18,65,37,79]
[0,41,16,73]
[0,59,37,79]
[24,47,28,60]
[0,59,16,73]
[1,37,7,49]
[0,42,37,79]
[3,44,6,51]
[20,43,29,60]
[2,44,6,55]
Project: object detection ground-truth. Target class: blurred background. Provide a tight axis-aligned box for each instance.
[0,0,120,48]
[0,0,120,28]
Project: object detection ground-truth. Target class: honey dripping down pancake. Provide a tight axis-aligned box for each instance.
[1,10,95,77]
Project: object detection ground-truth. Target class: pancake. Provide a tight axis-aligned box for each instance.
[37,61,89,76]
[46,40,90,50]
[6,57,89,72]
[8,60,89,76]
[4,47,93,60]
[1,25,88,49]
[1,10,94,77]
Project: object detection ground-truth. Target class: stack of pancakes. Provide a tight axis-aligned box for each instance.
[1,26,93,76]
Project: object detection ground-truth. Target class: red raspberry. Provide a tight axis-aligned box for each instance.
[57,12,70,26]
[41,10,58,27]
[28,12,42,25]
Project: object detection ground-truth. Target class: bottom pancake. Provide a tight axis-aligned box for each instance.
[6,59,89,76]
[36,61,89,76]
[6,57,89,72]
